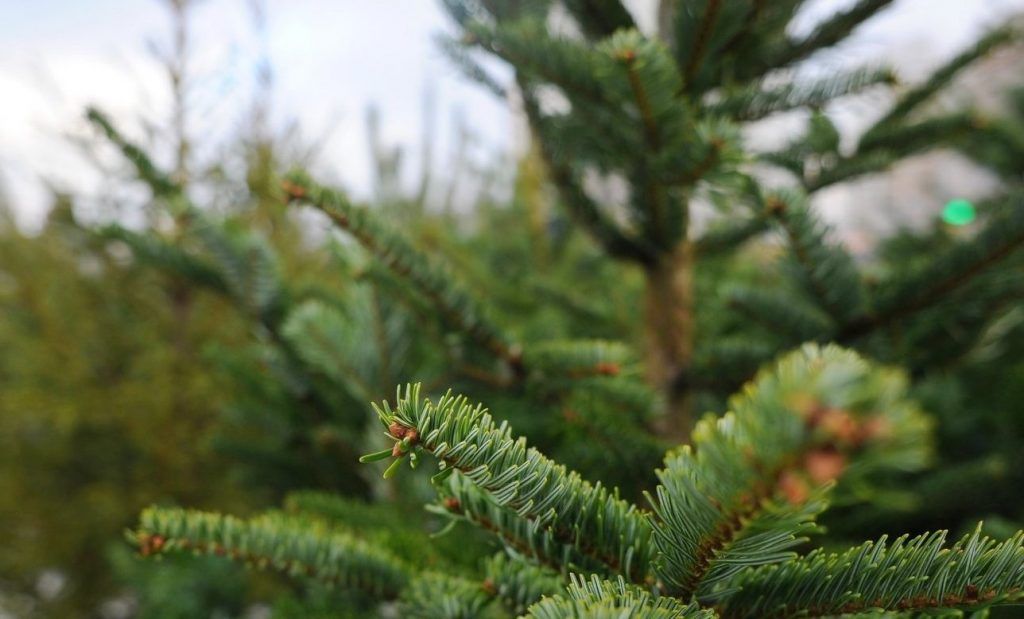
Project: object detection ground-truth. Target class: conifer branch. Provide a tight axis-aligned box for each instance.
[669,137,723,187]
[808,114,990,193]
[86,107,182,199]
[839,199,1024,341]
[618,43,671,245]
[692,214,765,255]
[89,108,285,318]
[763,191,865,324]
[283,491,405,533]
[191,219,283,317]
[857,111,981,154]
[712,0,766,61]
[519,79,660,265]
[136,504,555,617]
[716,527,1024,618]
[725,287,834,343]
[650,345,931,598]
[561,0,636,39]
[401,573,492,618]
[621,50,662,151]
[525,575,714,618]
[684,0,723,83]
[430,473,589,574]
[437,35,508,99]
[867,26,1017,134]
[282,171,522,370]
[687,339,777,392]
[959,118,1024,183]
[133,507,409,598]
[522,339,631,380]
[467,20,608,105]
[98,224,228,293]
[803,150,896,192]
[710,67,894,122]
[771,0,895,70]
[280,300,377,400]
[367,384,656,583]
[483,553,565,615]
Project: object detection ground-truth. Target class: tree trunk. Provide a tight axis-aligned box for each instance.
[644,242,695,442]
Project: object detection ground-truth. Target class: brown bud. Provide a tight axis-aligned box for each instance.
[858,416,891,443]
[765,196,787,216]
[280,180,306,199]
[818,408,859,444]
[595,362,620,376]
[140,534,166,556]
[805,449,847,484]
[388,422,409,439]
[965,584,979,602]
[391,442,404,458]
[788,394,821,421]
[443,497,461,512]
[777,471,809,505]
[482,578,497,595]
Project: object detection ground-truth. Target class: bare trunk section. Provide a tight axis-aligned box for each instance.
[644,242,695,441]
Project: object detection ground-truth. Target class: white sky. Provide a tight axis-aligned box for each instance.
[1,0,1023,229]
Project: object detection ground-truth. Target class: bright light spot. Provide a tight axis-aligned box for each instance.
[942,198,976,226]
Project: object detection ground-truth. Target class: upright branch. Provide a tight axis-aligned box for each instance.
[650,345,930,599]
[283,171,524,373]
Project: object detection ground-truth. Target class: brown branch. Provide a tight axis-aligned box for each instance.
[517,75,660,266]
[838,228,1024,342]
[671,139,723,187]
[767,196,847,322]
[620,48,679,246]
[714,0,765,60]
[621,50,661,151]
[684,0,723,83]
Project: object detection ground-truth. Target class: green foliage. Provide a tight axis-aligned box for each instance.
[483,553,564,615]
[132,346,1024,617]
[764,189,866,324]
[9,1,1024,617]
[0,200,252,615]
[107,547,250,619]
[371,383,654,581]
[718,527,1024,618]
[525,576,712,618]
[133,507,409,597]
[651,346,930,599]
[283,171,519,366]
[710,66,894,122]
[868,26,1017,134]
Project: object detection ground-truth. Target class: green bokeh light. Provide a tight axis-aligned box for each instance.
[942,198,976,226]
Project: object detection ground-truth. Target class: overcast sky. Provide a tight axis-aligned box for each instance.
[2,0,1023,229]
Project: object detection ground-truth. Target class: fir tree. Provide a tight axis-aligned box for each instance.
[437,0,1023,438]
[85,1,1024,616]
